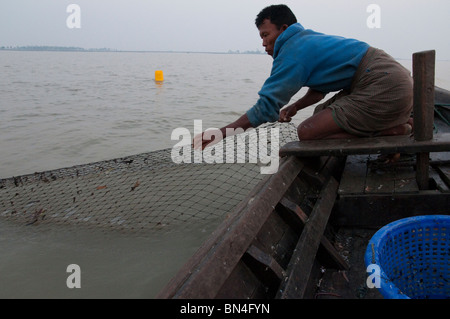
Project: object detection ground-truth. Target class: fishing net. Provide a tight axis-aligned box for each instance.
[0,123,299,235]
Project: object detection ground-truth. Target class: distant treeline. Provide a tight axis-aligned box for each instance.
[0,46,264,54]
[0,46,115,52]
[227,49,264,55]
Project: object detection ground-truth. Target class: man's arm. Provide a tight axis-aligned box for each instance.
[279,88,325,122]
[193,89,325,150]
[193,113,254,150]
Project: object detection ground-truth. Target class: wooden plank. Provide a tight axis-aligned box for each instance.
[394,165,419,193]
[429,168,450,192]
[334,192,450,227]
[416,152,431,190]
[365,171,394,194]
[365,159,395,194]
[279,197,308,223]
[434,164,450,189]
[338,155,368,195]
[279,197,349,271]
[413,50,436,142]
[156,156,305,299]
[413,50,435,190]
[215,260,267,299]
[430,153,450,164]
[279,133,450,158]
[276,177,339,299]
[244,245,285,280]
[252,207,299,269]
[317,235,350,271]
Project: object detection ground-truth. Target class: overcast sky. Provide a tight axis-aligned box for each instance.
[1,0,449,60]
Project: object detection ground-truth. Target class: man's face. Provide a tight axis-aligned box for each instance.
[258,19,288,57]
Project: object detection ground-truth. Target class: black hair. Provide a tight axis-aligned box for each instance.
[255,4,297,29]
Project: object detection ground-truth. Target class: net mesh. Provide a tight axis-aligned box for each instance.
[0,123,299,235]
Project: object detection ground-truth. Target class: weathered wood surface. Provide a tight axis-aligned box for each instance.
[413,50,436,142]
[413,50,436,189]
[339,155,420,195]
[156,156,304,298]
[157,154,348,299]
[279,197,349,271]
[333,191,450,228]
[435,86,450,127]
[335,156,450,228]
[434,164,450,188]
[279,133,450,157]
[276,177,339,299]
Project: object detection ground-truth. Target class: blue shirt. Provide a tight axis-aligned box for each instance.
[246,23,370,127]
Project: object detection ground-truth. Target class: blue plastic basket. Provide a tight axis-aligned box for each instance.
[365,215,450,299]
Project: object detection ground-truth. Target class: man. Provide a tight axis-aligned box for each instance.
[194,4,413,153]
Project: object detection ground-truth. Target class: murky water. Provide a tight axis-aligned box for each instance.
[0,218,219,298]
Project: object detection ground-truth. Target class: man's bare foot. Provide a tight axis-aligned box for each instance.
[378,123,413,137]
[407,117,414,132]
[376,153,401,164]
[374,118,414,163]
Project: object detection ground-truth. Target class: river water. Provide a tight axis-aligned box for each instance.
[1,51,449,298]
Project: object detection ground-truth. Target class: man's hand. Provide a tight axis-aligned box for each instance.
[279,104,297,122]
[192,114,254,150]
[192,129,224,150]
[279,88,325,123]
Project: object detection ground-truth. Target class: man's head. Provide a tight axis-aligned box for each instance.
[255,4,297,57]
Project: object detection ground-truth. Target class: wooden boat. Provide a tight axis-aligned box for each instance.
[157,52,450,299]
[157,154,349,298]
[435,87,450,125]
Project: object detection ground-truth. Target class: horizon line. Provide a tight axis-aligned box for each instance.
[0,45,265,55]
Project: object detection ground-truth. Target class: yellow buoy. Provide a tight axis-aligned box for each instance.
[155,70,164,82]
